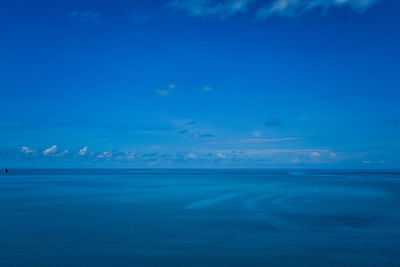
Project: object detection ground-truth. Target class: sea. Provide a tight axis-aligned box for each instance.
[0,169,399,266]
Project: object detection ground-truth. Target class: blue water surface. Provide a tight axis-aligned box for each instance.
[0,169,399,266]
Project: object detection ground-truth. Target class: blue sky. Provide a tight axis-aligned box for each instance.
[1,0,399,168]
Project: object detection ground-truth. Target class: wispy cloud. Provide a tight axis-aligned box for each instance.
[256,0,378,19]
[156,89,170,96]
[204,136,298,145]
[167,0,379,19]
[177,152,198,159]
[203,86,212,91]
[59,150,69,156]
[238,137,297,143]
[191,132,215,138]
[69,11,101,23]
[167,0,254,18]
[156,84,176,96]
[43,145,57,155]
[220,148,335,164]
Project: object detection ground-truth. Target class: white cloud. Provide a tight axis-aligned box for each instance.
[79,146,88,156]
[216,152,226,158]
[310,151,321,158]
[167,0,254,18]
[42,145,69,157]
[362,160,372,164]
[97,151,113,159]
[156,89,169,96]
[187,153,197,159]
[168,84,176,89]
[43,145,57,155]
[21,146,34,154]
[257,0,378,19]
[203,86,212,91]
[252,131,261,137]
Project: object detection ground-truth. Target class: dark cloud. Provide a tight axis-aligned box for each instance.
[386,120,399,127]
[266,118,281,127]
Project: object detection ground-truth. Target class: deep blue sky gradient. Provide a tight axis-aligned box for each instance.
[1,0,399,168]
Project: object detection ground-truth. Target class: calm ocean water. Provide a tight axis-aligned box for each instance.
[0,169,399,266]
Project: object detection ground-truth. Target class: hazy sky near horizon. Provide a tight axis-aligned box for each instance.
[1,0,399,168]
